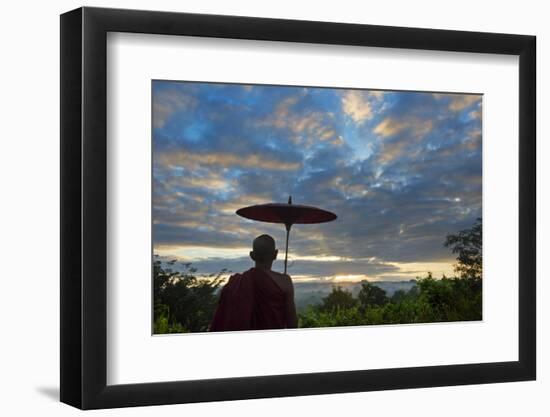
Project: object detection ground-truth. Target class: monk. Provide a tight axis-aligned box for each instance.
[209,234,298,331]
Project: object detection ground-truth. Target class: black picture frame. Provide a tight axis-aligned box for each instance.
[60,6,536,410]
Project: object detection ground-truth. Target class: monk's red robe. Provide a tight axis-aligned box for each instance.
[209,268,288,331]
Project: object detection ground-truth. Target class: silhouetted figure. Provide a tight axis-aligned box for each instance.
[209,234,298,331]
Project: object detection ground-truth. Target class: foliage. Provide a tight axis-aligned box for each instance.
[445,217,482,279]
[391,289,408,303]
[298,275,481,328]
[358,281,389,308]
[153,258,225,333]
[319,286,357,312]
[153,304,188,334]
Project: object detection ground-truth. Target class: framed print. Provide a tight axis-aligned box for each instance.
[60,6,536,409]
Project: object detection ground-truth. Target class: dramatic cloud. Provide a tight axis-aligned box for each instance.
[374,117,433,138]
[152,81,482,281]
[152,87,197,129]
[342,90,373,123]
[433,92,481,112]
[157,149,301,171]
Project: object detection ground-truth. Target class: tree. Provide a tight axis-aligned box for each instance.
[391,289,407,303]
[415,275,482,322]
[153,258,225,333]
[358,281,388,308]
[319,286,357,312]
[444,218,482,279]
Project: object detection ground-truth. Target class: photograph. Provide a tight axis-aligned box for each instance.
[152,80,483,334]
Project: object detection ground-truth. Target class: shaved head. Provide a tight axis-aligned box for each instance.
[251,234,278,264]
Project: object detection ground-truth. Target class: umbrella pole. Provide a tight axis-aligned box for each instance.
[284,223,291,274]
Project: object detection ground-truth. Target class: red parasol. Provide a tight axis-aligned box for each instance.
[236,196,337,273]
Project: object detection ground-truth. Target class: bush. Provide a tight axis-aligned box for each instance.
[153,258,224,333]
[153,303,189,334]
[319,286,357,312]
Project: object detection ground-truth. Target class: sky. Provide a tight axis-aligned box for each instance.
[152,80,482,283]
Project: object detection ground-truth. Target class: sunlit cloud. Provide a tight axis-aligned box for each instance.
[256,94,342,146]
[381,261,455,279]
[216,194,275,215]
[342,91,372,122]
[433,93,481,112]
[155,245,250,260]
[469,109,481,120]
[374,117,433,138]
[165,171,236,191]
[157,150,301,171]
[342,90,384,123]
[330,274,370,283]
[377,140,409,164]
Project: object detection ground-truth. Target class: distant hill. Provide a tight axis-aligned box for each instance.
[294,280,417,312]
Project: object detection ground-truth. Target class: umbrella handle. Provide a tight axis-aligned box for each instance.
[284,223,291,275]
